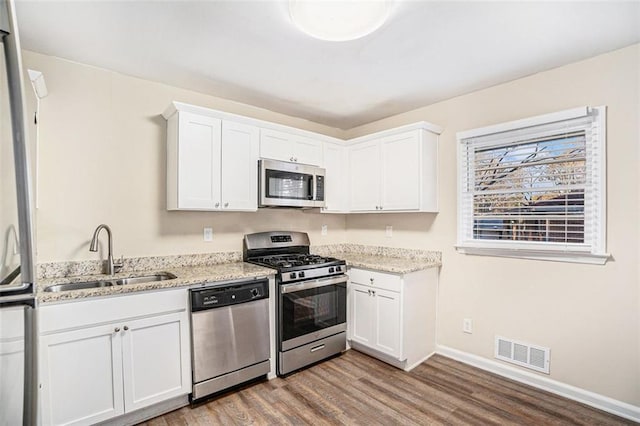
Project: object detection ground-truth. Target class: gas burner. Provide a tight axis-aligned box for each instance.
[243,231,347,283]
[254,254,338,269]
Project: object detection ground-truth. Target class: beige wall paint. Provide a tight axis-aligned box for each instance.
[22,51,346,262]
[345,44,640,406]
[23,44,639,408]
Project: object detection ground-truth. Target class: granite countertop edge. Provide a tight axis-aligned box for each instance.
[37,245,442,303]
[37,262,276,304]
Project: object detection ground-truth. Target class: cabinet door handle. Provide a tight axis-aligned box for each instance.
[369,278,374,284]
[290,157,294,162]
[224,202,229,208]
[123,326,129,331]
[371,290,376,296]
[294,157,298,162]
[215,202,220,208]
[114,327,120,333]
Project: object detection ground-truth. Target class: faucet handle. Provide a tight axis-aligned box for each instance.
[114,255,124,273]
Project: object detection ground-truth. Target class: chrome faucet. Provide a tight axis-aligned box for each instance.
[89,224,123,275]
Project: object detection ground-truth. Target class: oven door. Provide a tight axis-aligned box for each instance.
[279,275,347,351]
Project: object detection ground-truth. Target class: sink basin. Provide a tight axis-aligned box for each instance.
[44,272,177,293]
[114,273,177,286]
[44,281,116,293]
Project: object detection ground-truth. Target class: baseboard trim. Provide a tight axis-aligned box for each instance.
[436,345,640,423]
[97,394,189,426]
[403,351,436,372]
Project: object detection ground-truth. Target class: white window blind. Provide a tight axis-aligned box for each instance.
[457,106,608,264]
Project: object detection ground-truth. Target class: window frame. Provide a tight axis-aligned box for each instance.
[456,106,609,265]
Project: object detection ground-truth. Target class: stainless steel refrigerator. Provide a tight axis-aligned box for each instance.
[0,0,38,424]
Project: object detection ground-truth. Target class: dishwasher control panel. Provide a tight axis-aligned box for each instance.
[191,278,269,312]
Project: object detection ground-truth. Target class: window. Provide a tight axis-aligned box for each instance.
[456,106,608,264]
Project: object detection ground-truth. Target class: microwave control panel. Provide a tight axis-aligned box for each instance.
[316,176,324,201]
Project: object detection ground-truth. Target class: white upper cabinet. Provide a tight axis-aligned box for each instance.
[169,111,222,210]
[321,142,349,213]
[348,128,439,213]
[163,102,441,214]
[166,107,259,211]
[349,140,381,211]
[260,128,323,166]
[221,121,259,211]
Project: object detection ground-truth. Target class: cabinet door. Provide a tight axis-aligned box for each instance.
[259,128,294,162]
[0,307,24,425]
[177,112,222,209]
[373,288,402,359]
[0,339,23,425]
[321,142,347,212]
[221,121,259,211]
[381,131,420,211]
[349,283,375,345]
[294,136,323,166]
[121,312,191,413]
[349,140,380,211]
[40,324,124,426]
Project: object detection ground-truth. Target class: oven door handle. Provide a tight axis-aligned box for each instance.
[281,274,347,294]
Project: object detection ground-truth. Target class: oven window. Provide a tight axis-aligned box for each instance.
[281,283,346,342]
[266,170,313,200]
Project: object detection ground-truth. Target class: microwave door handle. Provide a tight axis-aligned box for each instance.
[310,175,315,200]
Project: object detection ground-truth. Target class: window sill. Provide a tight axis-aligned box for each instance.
[455,245,610,265]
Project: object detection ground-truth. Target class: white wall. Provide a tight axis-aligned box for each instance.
[22,51,346,262]
[344,44,640,406]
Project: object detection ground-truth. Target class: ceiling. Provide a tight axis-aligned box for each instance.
[15,1,640,130]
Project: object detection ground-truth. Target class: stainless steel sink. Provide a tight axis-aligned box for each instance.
[114,273,176,286]
[44,272,177,292]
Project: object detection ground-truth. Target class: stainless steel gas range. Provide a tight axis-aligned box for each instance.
[243,231,347,376]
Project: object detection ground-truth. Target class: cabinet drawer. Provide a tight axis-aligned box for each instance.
[40,289,188,334]
[348,268,401,293]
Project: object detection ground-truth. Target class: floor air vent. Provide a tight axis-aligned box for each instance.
[495,336,550,374]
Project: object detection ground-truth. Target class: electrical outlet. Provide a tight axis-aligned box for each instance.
[203,227,213,242]
[385,225,393,237]
[321,224,328,236]
[463,318,473,334]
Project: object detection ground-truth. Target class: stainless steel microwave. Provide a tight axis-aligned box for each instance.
[259,159,325,208]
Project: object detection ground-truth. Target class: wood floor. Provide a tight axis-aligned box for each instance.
[140,350,634,426]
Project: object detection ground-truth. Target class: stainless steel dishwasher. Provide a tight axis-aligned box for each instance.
[190,278,270,401]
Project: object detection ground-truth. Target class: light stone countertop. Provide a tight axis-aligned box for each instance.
[37,262,275,304]
[313,243,442,274]
[37,244,441,303]
[342,253,441,274]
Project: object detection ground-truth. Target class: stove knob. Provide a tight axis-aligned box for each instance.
[336,266,342,272]
[251,288,259,297]
[328,267,335,273]
[289,272,297,279]
[298,271,305,278]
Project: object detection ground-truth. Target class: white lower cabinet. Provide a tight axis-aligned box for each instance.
[348,267,437,371]
[39,289,191,426]
[350,283,401,358]
[0,307,25,425]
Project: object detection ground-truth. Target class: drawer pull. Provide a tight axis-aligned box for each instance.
[310,344,325,353]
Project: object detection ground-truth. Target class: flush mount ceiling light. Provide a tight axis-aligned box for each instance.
[289,0,393,42]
